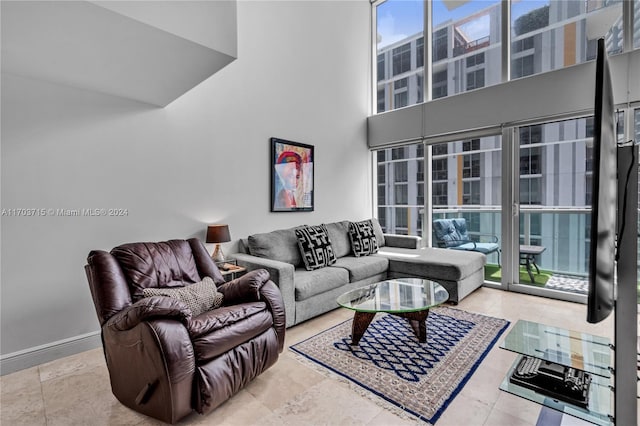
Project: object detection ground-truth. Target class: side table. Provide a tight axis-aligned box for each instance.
[215,259,246,282]
[519,245,546,283]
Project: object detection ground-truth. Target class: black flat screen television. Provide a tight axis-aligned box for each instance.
[587,38,617,324]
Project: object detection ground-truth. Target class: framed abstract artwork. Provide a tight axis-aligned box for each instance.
[270,138,314,212]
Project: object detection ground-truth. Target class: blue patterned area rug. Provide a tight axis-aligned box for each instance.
[290,307,509,424]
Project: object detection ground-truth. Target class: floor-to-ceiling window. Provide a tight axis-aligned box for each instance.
[376,0,424,113]
[510,1,623,81]
[372,0,639,303]
[431,0,501,98]
[376,144,424,236]
[514,118,595,294]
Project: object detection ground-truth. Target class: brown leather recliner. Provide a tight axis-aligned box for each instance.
[85,238,285,424]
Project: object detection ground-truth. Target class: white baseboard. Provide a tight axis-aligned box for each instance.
[0,331,102,376]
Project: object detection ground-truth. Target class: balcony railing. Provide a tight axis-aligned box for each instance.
[453,36,490,57]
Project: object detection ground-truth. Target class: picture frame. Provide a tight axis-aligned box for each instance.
[270,137,314,212]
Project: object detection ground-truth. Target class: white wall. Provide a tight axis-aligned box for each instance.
[0,0,371,373]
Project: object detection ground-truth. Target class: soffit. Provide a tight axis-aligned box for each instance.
[1,1,237,107]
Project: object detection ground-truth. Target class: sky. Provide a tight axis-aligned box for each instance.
[377,0,551,49]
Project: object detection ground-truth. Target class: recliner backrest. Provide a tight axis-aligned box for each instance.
[86,238,225,324]
[111,240,203,300]
[433,218,470,248]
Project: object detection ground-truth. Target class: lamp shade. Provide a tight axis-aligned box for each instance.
[206,224,231,244]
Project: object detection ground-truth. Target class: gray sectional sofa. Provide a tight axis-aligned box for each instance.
[231,219,486,328]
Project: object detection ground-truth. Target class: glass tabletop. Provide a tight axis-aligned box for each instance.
[336,278,449,314]
[500,320,611,378]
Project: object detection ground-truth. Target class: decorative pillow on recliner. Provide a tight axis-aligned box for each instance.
[348,220,379,257]
[142,276,224,316]
[294,225,337,271]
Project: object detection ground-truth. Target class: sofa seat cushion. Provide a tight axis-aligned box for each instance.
[189,302,273,361]
[331,256,389,283]
[248,227,301,266]
[294,266,349,301]
[451,242,500,255]
[377,247,485,281]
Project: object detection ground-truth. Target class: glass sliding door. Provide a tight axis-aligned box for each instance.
[514,115,623,297]
[430,135,503,274]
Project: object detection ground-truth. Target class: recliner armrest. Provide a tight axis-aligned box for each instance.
[105,296,191,331]
[217,269,270,304]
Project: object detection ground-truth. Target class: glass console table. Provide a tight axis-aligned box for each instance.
[500,320,612,425]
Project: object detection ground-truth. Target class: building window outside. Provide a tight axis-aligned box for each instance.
[433,27,448,62]
[520,177,541,205]
[432,182,448,206]
[512,55,534,79]
[394,92,408,108]
[395,184,408,204]
[416,37,424,68]
[433,143,448,156]
[463,153,480,178]
[394,161,408,182]
[520,125,542,144]
[512,36,534,53]
[463,139,480,152]
[520,146,541,175]
[466,69,485,90]
[392,43,411,76]
[377,54,385,82]
[392,146,407,160]
[466,52,485,67]
[433,158,447,180]
[432,70,448,99]
[377,88,386,113]
[463,180,481,205]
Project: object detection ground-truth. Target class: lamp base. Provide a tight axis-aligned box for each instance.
[212,244,225,263]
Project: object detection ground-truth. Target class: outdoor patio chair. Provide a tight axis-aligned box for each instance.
[433,218,501,266]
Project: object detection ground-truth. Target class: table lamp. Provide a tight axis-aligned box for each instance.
[206,224,231,263]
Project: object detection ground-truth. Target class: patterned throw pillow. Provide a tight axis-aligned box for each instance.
[142,276,224,316]
[295,225,337,271]
[348,220,379,257]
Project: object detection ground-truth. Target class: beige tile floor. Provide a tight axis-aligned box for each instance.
[1,287,636,426]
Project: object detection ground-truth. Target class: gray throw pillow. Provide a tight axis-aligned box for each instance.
[142,276,224,316]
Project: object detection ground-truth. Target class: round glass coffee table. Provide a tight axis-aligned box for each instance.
[337,278,449,345]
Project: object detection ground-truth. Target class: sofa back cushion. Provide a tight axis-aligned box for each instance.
[370,217,386,248]
[324,221,351,258]
[111,240,203,300]
[247,227,301,266]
